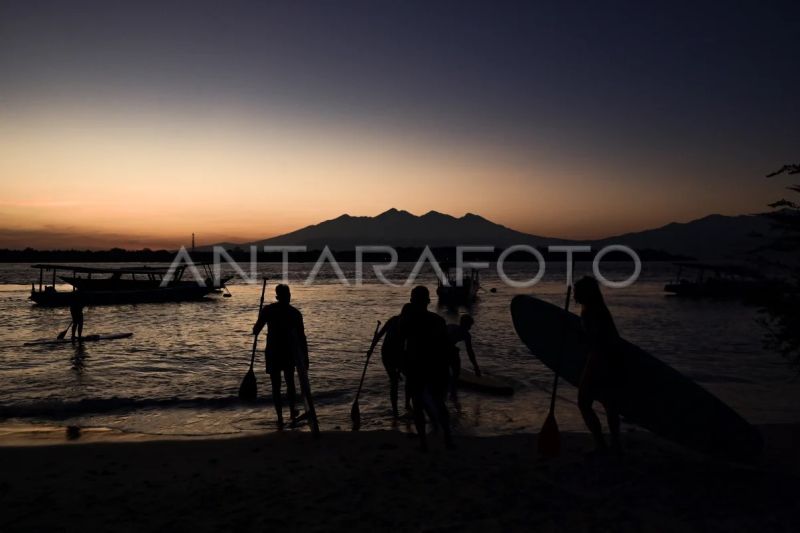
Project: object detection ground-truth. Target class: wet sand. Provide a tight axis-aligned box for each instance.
[1,426,798,532]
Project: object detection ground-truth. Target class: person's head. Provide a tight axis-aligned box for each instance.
[573,276,605,307]
[275,284,291,304]
[409,286,430,308]
[459,314,474,330]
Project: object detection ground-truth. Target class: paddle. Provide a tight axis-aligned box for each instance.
[56,321,72,340]
[538,273,574,458]
[238,278,267,402]
[350,320,382,431]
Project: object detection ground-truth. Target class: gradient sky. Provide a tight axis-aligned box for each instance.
[1,0,798,249]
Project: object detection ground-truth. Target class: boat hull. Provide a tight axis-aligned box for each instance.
[30,286,219,307]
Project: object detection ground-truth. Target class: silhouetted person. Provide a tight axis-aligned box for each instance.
[446,314,481,399]
[399,286,455,451]
[69,294,85,342]
[574,276,622,453]
[372,316,410,418]
[252,284,309,428]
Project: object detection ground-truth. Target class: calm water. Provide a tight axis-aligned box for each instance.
[0,261,795,440]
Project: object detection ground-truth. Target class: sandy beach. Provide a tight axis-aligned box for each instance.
[1,425,798,532]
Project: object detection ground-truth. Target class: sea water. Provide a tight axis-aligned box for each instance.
[0,261,796,441]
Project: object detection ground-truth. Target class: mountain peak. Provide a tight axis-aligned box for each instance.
[422,210,451,219]
[376,208,411,218]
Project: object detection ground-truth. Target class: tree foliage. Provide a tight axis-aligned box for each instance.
[760,164,800,368]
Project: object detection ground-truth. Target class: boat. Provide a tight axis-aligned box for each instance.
[663,262,782,302]
[29,263,231,307]
[437,267,480,305]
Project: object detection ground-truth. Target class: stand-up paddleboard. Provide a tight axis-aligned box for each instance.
[23,332,133,346]
[511,295,762,460]
[291,330,320,436]
[458,370,514,396]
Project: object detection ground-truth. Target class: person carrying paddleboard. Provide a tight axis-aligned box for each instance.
[252,284,309,428]
[574,276,623,453]
[399,286,455,451]
[446,314,481,399]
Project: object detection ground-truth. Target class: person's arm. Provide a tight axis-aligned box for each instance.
[370,319,392,352]
[464,333,481,376]
[252,306,268,336]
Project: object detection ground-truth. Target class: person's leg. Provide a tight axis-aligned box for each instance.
[450,353,461,401]
[284,367,298,419]
[71,322,77,341]
[403,373,412,412]
[389,370,399,418]
[77,318,83,339]
[603,397,622,451]
[270,371,284,425]
[434,389,455,450]
[383,356,400,418]
[409,380,428,451]
[578,360,607,450]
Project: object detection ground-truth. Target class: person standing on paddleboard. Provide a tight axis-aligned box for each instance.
[399,286,455,451]
[574,276,623,453]
[69,294,85,342]
[252,284,309,428]
[446,314,481,399]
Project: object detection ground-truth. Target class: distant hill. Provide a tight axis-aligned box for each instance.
[594,213,775,259]
[208,209,778,259]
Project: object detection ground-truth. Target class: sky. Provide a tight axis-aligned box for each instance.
[0,0,798,249]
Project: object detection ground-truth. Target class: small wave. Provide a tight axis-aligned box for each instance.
[0,388,352,420]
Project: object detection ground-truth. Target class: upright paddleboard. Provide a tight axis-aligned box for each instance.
[458,370,515,396]
[511,295,762,460]
[23,332,133,346]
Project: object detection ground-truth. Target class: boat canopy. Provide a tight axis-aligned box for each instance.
[672,262,763,279]
[30,263,214,274]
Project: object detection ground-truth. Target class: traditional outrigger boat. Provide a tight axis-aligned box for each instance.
[29,263,231,307]
[664,262,781,302]
[437,267,480,305]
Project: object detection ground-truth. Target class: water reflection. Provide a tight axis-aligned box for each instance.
[71,342,88,374]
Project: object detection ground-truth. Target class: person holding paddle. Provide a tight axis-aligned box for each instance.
[69,294,85,342]
[252,284,309,428]
[370,315,410,419]
[574,276,623,454]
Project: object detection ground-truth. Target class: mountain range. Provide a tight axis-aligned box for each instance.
[211,208,777,259]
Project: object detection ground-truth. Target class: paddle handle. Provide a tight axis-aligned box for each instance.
[353,320,382,403]
[249,278,268,370]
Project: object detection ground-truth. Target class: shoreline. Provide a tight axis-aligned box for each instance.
[1,425,798,531]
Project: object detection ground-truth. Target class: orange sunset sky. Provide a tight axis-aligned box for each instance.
[0,2,796,250]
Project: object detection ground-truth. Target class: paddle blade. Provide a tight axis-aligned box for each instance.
[537,411,560,458]
[56,322,72,340]
[350,401,361,431]
[238,369,257,402]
